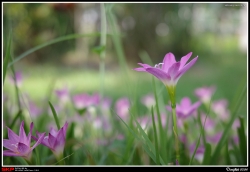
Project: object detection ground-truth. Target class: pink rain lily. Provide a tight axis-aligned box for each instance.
[206,132,222,144]
[55,86,70,104]
[189,143,205,162]
[9,71,23,87]
[72,93,100,109]
[32,122,68,159]
[135,115,152,130]
[194,86,216,104]
[166,97,201,119]
[29,101,42,117]
[134,52,198,88]
[3,121,45,161]
[141,93,155,108]
[115,97,130,121]
[211,99,230,121]
[200,113,216,133]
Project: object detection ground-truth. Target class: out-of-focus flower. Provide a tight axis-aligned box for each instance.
[48,104,62,117]
[232,119,240,129]
[9,71,23,87]
[32,122,68,159]
[141,93,155,108]
[55,86,70,105]
[179,134,187,144]
[101,97,112,110]
[135,115,152,130]
[212,99,230,121]
[154,113,168,128]
[200,113,216,133]
[206,132,222,144]
[3,121,45,161]
[166,97,201,119]
[134,52,198,88]
[115,97,130,121]
[29,101,42,117]
[72,93,100,109]
[194,86,216,105]
[93,117,103,129]
[189,143,205,162]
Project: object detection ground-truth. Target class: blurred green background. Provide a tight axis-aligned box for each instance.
[3,3,247,115]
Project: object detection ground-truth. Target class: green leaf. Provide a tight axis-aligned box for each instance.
[151,106,160,165]
[132,113,166,165]
[15,157,29,165]
[91,45,106,55]
[210,83,246,164]
[116,115,141,141]
[189,133,201,165]
[48,101,61,130]
[3,32,12,84]
[225,139,232,165]
[202,143,212,165]
[237,117,247,165]
[35,147,40,165]
[152,76,167,163]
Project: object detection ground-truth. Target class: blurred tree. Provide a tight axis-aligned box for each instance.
[3,3,75,64]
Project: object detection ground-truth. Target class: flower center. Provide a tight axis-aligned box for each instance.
[154,63,163,69]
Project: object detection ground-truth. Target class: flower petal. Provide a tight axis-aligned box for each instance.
[62,122,68,138]
[53,129,65,156]
[134,67,147,72]
[49,127,58,137]
[7,127,19,142]
[32,134,50,148]
[54,129,65,148]
[162,52,176,72]
[17,142,30,155]
[19,121,28,145]
[31,132,45,151]
[3,150,21,157]
[180,97,192,108]
[3,139,18,152]
[145,67,170,85]
[168,62,180,78]
[174,56,198,81]
[48,133,56,148]
[179,52,192,69]
[27,122,34,145]
[138,63,152,68]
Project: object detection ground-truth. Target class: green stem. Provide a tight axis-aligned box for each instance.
[172,107,180,164]
[166,85,180,164]
[151,107,160,165]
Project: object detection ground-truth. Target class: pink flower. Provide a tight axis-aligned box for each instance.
[166,97,201,119]
[3,121,45,161]
[9,71,23,87]
[206,132,222,144]
[72,93,100,109]
[189,143,205,162]
[134,52,198,87]
[141,93,155,108]
[101,97,112,110]
[194,86,216,104]
[55,86,70,104]
[135,115,152,130]
[28,101,42,117]
[212,99,230,121]
[232,119,240,129]
[200,113,216,132]
[32,122,68,159]
[115,97,130,121]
